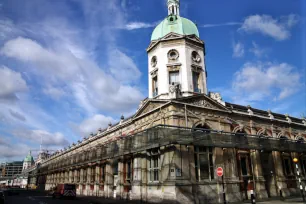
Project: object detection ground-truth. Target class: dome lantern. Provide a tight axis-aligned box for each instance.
[151,0,199,41]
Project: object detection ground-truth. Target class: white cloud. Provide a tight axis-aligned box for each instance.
[0,142,30,159]
[0,19,23,40]
[109,49,141,82]
[232,41,244,58]
[239,14,299,40]
[0,65,28,101]
[43,86,66,100]
[124,22,157,30]
[1,37,144,114]
[9,109,26,122]
[13,129,69,147]
[232,62,301,103]
[201,22,241,28]
[77,114,115,137]
[249,41,267,58]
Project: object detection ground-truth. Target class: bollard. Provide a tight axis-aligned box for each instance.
[250,190,256,204]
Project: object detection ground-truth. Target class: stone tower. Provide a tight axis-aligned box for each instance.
[147,0,207,99]
[23,151,34,170]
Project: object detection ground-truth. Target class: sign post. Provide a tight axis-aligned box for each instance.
[217,167,226,204]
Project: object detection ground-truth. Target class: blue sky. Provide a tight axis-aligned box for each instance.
[0,0,305,161]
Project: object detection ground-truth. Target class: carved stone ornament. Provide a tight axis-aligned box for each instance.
[188,98,218,109]
[209,92,225,106]
[168,49,179,60]
[151,56,157,67]
[192,51,201,63]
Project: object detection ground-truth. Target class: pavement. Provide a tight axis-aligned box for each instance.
[1,189,306,204]
[1,189,139,204]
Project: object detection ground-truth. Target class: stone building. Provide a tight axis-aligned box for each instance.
[23,151,35,171]
[30,0,306,203]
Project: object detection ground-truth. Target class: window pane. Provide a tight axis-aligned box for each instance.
[169,71,179,84]
[210,166,214,179]
[193,72,199,91]
[150,170,153,181]
[194,154,198,167]
[241,157,248,176]
[153,156,158,168]
[209,154,213,167]
[284,158,291,175]
[154,170,159,181]
[199,154,209,179]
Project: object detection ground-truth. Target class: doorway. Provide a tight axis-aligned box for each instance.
[260,151,275,197]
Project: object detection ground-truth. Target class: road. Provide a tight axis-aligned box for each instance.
[2,190,137,204]
[4,190,86,204]
[2,189,306,204]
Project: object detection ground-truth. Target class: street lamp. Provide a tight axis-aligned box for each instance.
[293,157,305,202]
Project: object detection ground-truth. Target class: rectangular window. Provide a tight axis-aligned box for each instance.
[100,165,105,182]
[126,161,132,181]
[192,72,200,93]
[152,76,158,97]
[241,157,248,176]
[282,155,293,176]
[194,146,214,181]
[238,153,253,177]
[301,159,306,175]
[148,148,160,182]
[169,71,179,85]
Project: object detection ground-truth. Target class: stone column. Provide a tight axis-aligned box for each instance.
[69,170,73,183]
[87,167,92,196]
[248,122,268,199]
[104,161,114,198]
[65,171,69,183]
[131,153,142,201]
[141,151,148,202]
[117,159,124,199]
[161,145,176,201]
[80,169,84,183]
[272,151,287,194]
[95,165,101,196]
[250,150,268,199]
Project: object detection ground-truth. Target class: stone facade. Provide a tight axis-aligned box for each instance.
[30,95,306,203]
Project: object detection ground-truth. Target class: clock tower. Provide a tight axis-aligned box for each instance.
[147,0,207,100]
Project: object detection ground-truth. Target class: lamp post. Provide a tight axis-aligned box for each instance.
[293,157,305,202]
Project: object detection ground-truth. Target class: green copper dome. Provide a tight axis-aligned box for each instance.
[151,15,199,41]
[24,152,34,162]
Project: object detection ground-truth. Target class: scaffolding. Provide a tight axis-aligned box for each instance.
[41,125,306,174]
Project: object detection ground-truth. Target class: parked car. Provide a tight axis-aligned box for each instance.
[0,191,5,204]
[52,184,76,199]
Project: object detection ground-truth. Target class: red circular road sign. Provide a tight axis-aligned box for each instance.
[217,167,223,177]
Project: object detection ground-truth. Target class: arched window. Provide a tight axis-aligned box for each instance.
[280,136,289,140]
[193,123,211,134]
[297,137,305,143]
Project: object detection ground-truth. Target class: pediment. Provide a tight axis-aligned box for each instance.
[134,100,170,118]
[174,95,230,112]
[186,35,204,44]
[161,32,184,40]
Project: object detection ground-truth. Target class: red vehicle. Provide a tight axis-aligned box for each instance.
[52,184,76,199]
